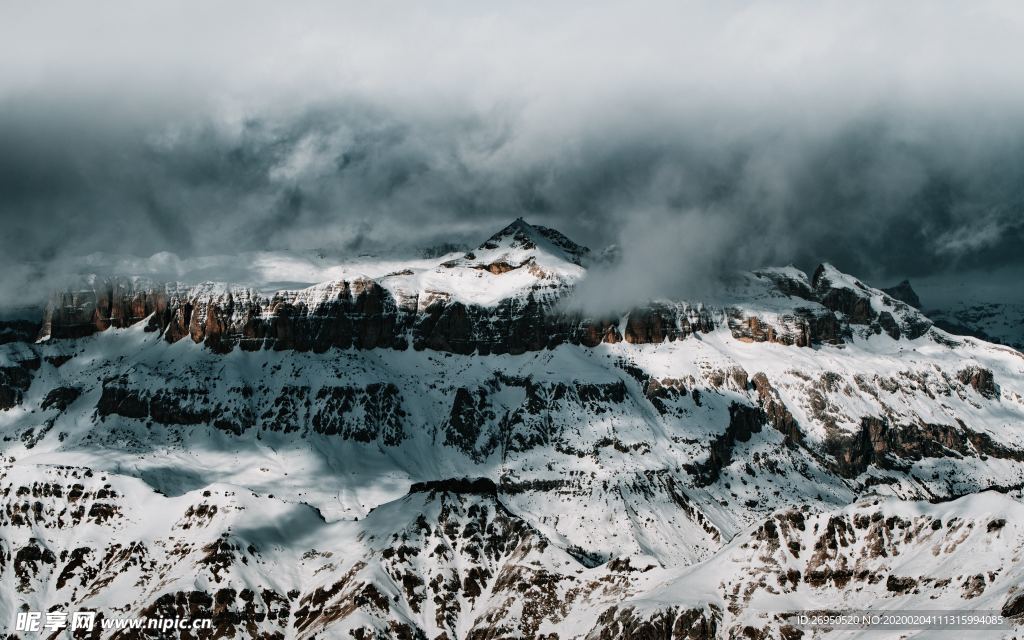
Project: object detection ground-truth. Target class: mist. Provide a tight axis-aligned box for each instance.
[2,1,1024,310]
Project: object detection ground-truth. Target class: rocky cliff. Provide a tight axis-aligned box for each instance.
[29,224,932,359]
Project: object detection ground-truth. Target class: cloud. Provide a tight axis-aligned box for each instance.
[1,1,1024,311]
[934,214,1014,256]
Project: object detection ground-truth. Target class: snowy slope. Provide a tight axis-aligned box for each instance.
[1,220,1023,639]
[928,302,1024,352]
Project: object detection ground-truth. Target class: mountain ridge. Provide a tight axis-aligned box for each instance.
[17,221,939,358]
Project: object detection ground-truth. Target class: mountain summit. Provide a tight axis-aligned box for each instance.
[475,217,591,266]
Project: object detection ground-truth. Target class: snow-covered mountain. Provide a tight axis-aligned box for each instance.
[927,302,1024,352]
[2,219,1023,639]
[880,278,1024,353]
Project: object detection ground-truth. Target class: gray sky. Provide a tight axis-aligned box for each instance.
[2,1,1024,308]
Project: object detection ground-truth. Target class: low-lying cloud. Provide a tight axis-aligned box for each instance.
[2,1,1023,311]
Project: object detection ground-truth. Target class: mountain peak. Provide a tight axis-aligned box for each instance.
[882,279,922,309]
[477,218,590,266]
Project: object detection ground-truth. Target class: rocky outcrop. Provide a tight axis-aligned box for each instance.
[1003,592,1024,619]
[40,386,81,412]
[882,280,922,309]
[586,604,721,640]
[812,267,875,325]
[154,279,412,354]
[624,304,714,344]
[409,477,498,496]
[38,276,166,341]
[810,265,931,339]
[825,416,1024,477]
[132,588,288,640]
[727,307,848,346]
[958,366,998,399]
[0,365,32,411]
[751,373,802,445]
[687,403,765,486]
[95,377,408,443]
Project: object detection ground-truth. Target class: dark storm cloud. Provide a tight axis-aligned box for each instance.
[2,1,1024,309]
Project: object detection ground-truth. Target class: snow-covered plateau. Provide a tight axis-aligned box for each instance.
[1,220,1023,639]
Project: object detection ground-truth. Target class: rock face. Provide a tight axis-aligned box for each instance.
[1,221,1023,639]
[0,365,32,411]
[958,366,999,399]
[37,281,717,355]
[0,353,38,411]
[38,276,166,340]
[29,262,935,359]
[810,264,932,340]
[15,223,939,357]
[882,279,923,309]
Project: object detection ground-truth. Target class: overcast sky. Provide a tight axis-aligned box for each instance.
[2,1,1023,307]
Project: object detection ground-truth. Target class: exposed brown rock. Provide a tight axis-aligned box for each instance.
[825,416,1024,477]
[958,366,998,399]
[586,604,721,640]
[751,373,802,445]
[886,575,918,593]
[1003,592,1024,618]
